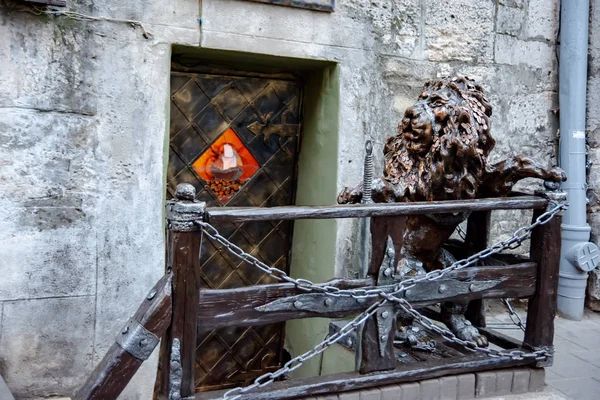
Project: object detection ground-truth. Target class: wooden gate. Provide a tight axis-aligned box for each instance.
[166,69,303,391]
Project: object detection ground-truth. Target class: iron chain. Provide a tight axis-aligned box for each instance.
[389,297,551,360]
[217,301,384,400]
[198,201,566,399]
[502,298,527,332]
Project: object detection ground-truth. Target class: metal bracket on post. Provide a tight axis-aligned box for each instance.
[358,236,398,373]
[115,319,160,361]
[535,188,568,208]
[167,339,196,400]
[375,236,396,357]
[166,183,206,232]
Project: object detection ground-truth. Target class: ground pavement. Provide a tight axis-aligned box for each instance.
[487,308,600,400]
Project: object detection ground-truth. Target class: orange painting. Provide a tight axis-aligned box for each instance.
[192,128,259,182]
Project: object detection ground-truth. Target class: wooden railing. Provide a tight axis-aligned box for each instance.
[74,185,562,400]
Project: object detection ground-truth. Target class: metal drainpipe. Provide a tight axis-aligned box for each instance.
[558,0,600,320]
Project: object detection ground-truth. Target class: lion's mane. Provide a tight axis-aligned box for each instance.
[383,76,494,201]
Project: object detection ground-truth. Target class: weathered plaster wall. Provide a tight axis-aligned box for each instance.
[0,0,562,398]
[586,0,600,310]
[0,0,199,398]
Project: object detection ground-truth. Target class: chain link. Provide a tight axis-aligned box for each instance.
[502,298,527,332]
[198,201,566,399]
[217,301,384,400]
[388,297,551,361]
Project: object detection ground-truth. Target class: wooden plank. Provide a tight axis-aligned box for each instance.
[197,263,537,331]
[205,196,548,223]
[524,207,561,366]
[465,210,492,328]
[73,274,172,400]
[160,230,203,398]
[478,327,523,350]
[195,354,532,400]
[402,337,466,362]
[197,278,373,333]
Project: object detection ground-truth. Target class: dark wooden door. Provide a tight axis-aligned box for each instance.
[167,70,303,392]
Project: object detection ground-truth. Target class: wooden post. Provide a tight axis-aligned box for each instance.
[465,211,491,327]
[73,274,172,400]
[159,184,205,399]
[524,207,562,366]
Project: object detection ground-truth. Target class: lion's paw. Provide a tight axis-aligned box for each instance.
[454,321,488,347]
[442,313,489,348]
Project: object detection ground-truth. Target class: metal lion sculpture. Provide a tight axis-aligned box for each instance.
[338,76,566,346]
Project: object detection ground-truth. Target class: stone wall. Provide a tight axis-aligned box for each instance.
[0,0,199,398]
[0,0,562,398]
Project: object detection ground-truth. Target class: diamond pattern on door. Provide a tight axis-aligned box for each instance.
[192,127,260,203]
[167,71,303,392]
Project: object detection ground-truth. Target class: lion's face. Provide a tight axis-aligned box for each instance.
[386,76,494,201]
[400,103,435,157]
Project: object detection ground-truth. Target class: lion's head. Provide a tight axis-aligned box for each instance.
[384,76,494,201]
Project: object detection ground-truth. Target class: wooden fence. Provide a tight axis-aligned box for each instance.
[73,184,562,400]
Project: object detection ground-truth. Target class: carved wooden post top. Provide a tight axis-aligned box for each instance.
[167,183,206,232]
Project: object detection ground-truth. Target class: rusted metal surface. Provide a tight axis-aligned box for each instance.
[167,70,304,392]
[243,0,335,12]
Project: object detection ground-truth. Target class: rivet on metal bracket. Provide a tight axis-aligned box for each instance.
[115,319,159,361]
[147,288,157,300]
[375,236,396,357]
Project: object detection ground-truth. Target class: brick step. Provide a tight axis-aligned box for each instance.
[301,368,548,400]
